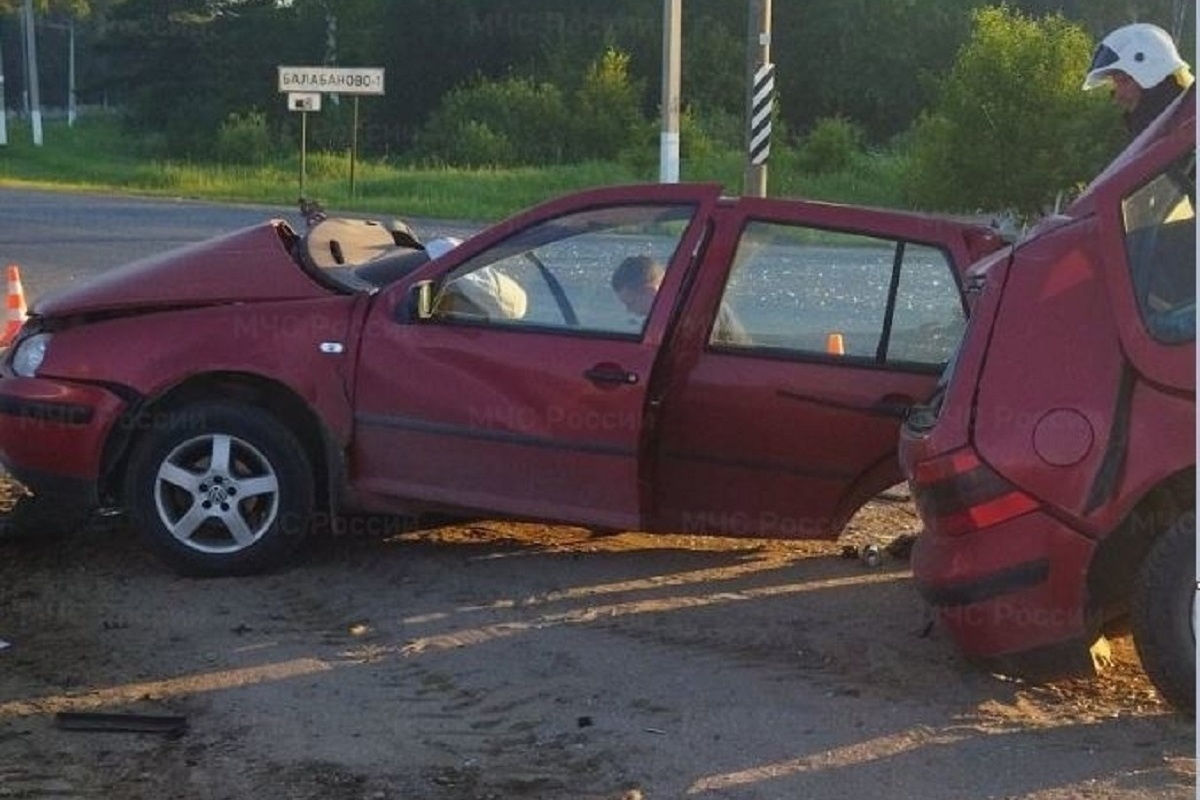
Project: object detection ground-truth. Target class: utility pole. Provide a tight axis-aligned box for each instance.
[22,0,43,146]
[660,0,682,183]
[744,0,773,197]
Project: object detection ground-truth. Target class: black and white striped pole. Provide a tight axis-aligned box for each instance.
[744,0,773,197]
[749,63,775,173]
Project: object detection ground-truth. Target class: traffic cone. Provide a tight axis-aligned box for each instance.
[1,264,27,347]
[826,332,845,356]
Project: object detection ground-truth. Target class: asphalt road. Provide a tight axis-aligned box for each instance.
[0,187,477,305]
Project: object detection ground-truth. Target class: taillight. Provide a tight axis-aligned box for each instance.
[911,448,1039,537]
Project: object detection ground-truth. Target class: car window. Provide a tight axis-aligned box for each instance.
[431,204,696,337]
[1121,153,1196,344]
[714,220,965,368]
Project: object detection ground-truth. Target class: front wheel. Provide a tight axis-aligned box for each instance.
[125,402,314,576]
[1131,510,1196,714]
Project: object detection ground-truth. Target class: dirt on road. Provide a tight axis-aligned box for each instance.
[0,486,1194,800]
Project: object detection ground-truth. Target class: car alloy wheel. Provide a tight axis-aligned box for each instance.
[126,402,314,576]
[154,433,280,554]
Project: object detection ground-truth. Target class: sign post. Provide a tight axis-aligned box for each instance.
[277,66,385,201]
[351,96,360,198]
[287,92,321,197]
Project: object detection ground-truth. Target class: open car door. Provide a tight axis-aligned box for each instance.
[350,184,721,529]
[647,197,1002,538]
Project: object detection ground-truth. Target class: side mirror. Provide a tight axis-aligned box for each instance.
[400,280,435,322]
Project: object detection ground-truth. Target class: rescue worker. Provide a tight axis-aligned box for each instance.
[1082,22,1194,138]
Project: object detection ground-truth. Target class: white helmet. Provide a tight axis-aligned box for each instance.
[1083,23,1188,90]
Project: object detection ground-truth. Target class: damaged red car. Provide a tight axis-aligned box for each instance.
[0,184,1001,577]
[900,87,1195,710]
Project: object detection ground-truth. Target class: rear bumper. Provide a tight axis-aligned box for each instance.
[0,376,129,505]
[911,509,1097,658]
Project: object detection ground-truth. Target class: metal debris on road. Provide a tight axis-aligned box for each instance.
[55,711,188,736]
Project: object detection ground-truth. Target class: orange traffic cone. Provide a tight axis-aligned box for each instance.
[826,332,845,356]
[1,264,27,347]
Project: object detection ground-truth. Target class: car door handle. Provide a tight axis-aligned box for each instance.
[584,363,639,386]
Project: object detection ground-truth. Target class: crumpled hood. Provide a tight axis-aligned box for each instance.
[35,221,333,317]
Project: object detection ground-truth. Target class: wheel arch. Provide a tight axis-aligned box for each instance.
[830,448,906,535]
[1087,465,1196,627]
[100,371,345,516]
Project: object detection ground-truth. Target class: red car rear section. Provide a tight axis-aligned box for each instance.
[901,87,1196,709]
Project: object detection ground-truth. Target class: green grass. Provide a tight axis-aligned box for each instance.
[0,116,910,221]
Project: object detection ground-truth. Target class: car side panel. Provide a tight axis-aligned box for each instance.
[30,298,361,445]
[351,324,655,528]
[651,352,939,537]
[973,225,1195,533]
[971,225,1125,525]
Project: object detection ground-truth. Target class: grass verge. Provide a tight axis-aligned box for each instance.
[0,116,910,221]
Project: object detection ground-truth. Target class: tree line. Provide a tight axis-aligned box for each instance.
[4,1,1193,147]
[0,0,1194,214]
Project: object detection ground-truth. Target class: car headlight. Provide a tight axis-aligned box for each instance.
[11,333,51,377]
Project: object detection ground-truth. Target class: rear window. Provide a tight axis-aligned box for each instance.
[1121,153,1196,343]
[714,221,965,368]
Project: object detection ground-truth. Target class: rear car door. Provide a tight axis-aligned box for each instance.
[649,197,998,538]
[351,184,720,529]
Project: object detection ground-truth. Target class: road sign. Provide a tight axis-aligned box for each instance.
[288,92,322,112]
[277,66,385,96]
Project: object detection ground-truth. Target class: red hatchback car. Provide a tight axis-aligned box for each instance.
[0,184,1002,577]
[901,87,1195,710]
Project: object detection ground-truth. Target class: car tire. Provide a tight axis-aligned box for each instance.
[125,402,314,577]
[1131,510,1196,715]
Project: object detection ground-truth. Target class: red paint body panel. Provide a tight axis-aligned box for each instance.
[652,350,938,537]
[0,377,126,481]
[36,298,360,443]
[353,324,653,528]
[971,221,1124,520]
[36,222,322,316]
[911,511,1097,656]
